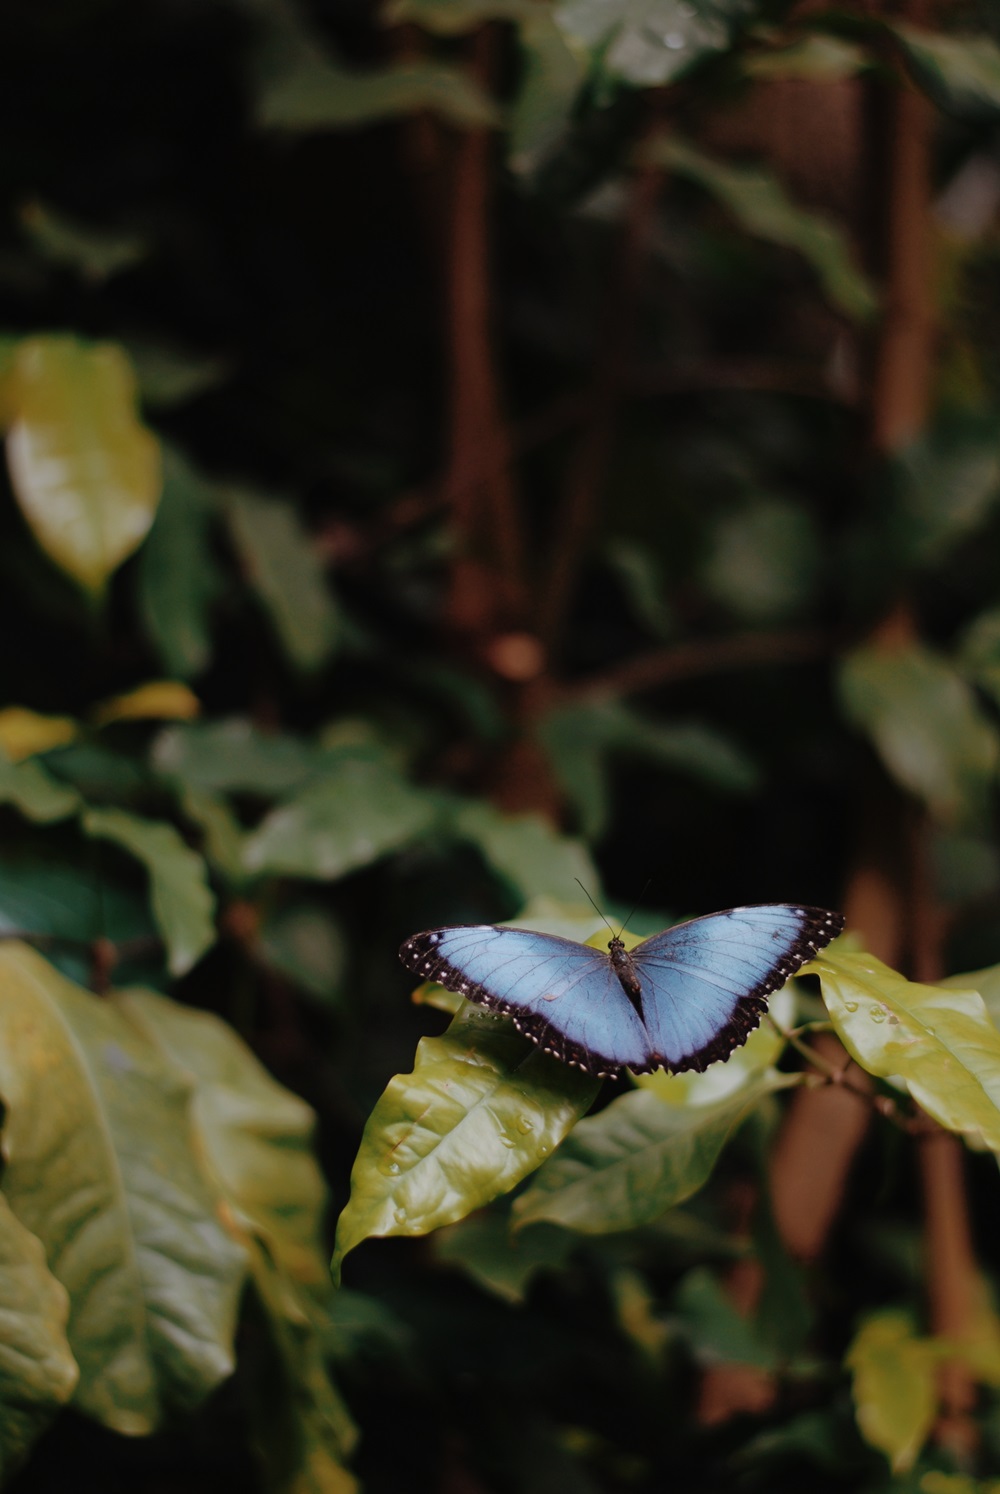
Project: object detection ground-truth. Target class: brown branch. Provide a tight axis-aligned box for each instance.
[444,27,526,636]
[537,104,665,659]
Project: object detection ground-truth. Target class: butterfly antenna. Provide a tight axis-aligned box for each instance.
[618,876,655,939]
[574,879,617,938]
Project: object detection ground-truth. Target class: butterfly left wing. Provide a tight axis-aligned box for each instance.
[629,904,843,1075]
[399,924,652,1076]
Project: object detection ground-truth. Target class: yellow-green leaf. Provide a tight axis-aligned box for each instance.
[0,749,81,822]
[0,1191,78,1479]
[4,336,161,595]
[0,943,246,1434]
[845,1310,938,1472]
[92,680,200,727]
[333,1003,599,1279]
[807,944,1000,1148]
[0,706,78,762]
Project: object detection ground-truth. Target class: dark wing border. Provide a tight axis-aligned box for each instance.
[628,905,845,1077]
[399,925,624,1079]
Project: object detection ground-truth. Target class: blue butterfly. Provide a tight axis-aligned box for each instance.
[400,905,844,1078]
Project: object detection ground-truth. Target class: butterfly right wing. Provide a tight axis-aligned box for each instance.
[399,925,651,1076]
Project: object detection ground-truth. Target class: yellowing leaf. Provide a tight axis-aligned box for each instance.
[5,336,161,595]
[0,707,77,762]
[845,1310,937,1472]
[92,680,200,727]
[807,944,1000,1149]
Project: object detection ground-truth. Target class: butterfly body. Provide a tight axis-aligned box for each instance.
[400,904,844,1079]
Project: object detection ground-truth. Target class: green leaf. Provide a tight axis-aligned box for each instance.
[891,417,1000,566]
[555,0,752,89]
[116,987,331,1292]
[537,701,757,839]
[674,1265,775,1368]
[18,199,147,282]
[0,748,81,823]
[153,718,319,796]
[0,943,246,1433]
[258,52,500,132]
[180,790,249,887]
[644,136,876,320]
[332,1002,600,1278]
[124,338,229,409]
[513,1072,793,1234]
[0,850,155,947]
[117,988,357,1489]
[743,34,868,81]
[702,496,821,621]
[83,807,217,976]
[838,642,1000,825]
[225,488,337,673]
[4,335,161,595]
[244,751,436,880]
[137,445,223,679]
[0,1191,78,1478]
[387,0,539,32]
[893,22,1000,122]
[845,1310,938,1472]
[634,982,795,1107]
[509,11,588,173]
[808,944,1000,1150]
[259,904,346,1006]
[453,800,599,901]
[433,1207,575,1303]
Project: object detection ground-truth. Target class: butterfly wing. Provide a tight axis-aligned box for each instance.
[629,904,843,1074]
[399,925,652,1076]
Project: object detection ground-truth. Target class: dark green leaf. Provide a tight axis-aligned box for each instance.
[893,22,1000,121]
[137,445,222,679]
[453,800,600,900]
[702,496,821,620]
[258,52,500,132]
[510,12,588,173]
[259,904,347,1006]
[153,718,319,796]
[433,1207,575,1302]
[674,1265,776,1368]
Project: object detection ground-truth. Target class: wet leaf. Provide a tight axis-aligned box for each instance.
[644,136,876,320]
[245,751,436,880]
[513,1073,793,1234]
[83,807,217,975]
[0,706,77,762]
[225,488,337,672]
[846,1310,937,1472]
[807,944,1000,1149]
[838,642,1000,825]
[5,336,161,595]
[0,1191,78,1478]
[0,943,246,1433]
[332,1003,600,1278]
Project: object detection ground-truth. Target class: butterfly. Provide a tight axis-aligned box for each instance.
[400,904,844,1078]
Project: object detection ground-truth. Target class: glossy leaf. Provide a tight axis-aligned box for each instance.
[93,680,200,727]
[556,0,752,88]
[153,717,318,796]
[137,445,222,679]
[0,943,246,1433]
[226,488,338,672]
[807,944,1000,1149]
[5,336,161,595]
[513,1072,794,1234]
[893,23,1000,122]
[244,751,436,880]
[332,1003,600,1278]
[454,800,599,901]
[645,136,876,320]
[0,706,77,762]
[0,1191,78,1478]
[839,642,1000,825]
[83,807,217,975]
[0,749,81,823]
[845,1310,937,1472]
